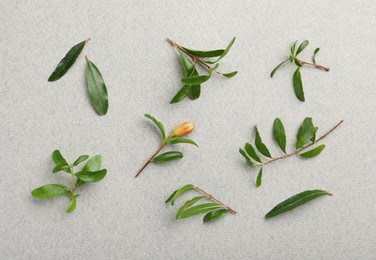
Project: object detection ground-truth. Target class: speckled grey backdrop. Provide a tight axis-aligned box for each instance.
[1,1,375,259]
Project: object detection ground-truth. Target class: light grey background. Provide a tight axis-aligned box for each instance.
[1,1,375,259]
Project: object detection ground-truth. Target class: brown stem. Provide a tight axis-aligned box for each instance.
[194,186,237,214]
[135,143,167,178]
[70,166,76,200]
[167,38,221,75]
[296,58,330,71]
[85,37,91,42]
[264,120,343,165]
[85,55,89,62]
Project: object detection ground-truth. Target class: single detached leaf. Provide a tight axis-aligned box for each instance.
[176,196,205,219]
[245,143,262,163]
[203,209,230,223]
[73,155,89,166]
[168,137,198,147]
[77,155,102,187]
[313,48,320,64]
[75,169,107,183]
[182,47,224,58]
[178,203,223,219]
[204,37,236,64]
[296,117,317,149]
[31,184,70,200]
[293,67,305,102]
[265,189,332,219]
[48,40,87,82]
[66,196,77,213]
[166,184,194,205]
[295,40,309,56]
[256,168,263,188]
[223,71,238,78]
[144,114,166,142]
[271,59,289,77]
[153,151,183,163]
[255,127,272,158]
[170,85,191,104]
[85,57,109,116]
[273,118,287,153]
[299,144,325,158]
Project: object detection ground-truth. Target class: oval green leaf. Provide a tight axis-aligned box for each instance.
[256,168,263,188]
[165,184,194,205]
[223,71,238,78]
[31,184,70,200]
[295,40,309,56]
[66,196,77,213]
[170,85,191,104]
[245,143,262,163]
[144,114,166,142]
[182,47,224,58]
[176,196,205,219]
[204,37,236,64]
[77,155,102,187]
[168,137,198,147]
[85,57,109,116]
[48,40,87,82]
[270,59,289,78]
[265,189,332,219]
[52,150,68,167]
[273,118,287,153]
[75,169,107,183]
[299,144,325,158]
[178,49,194,77]
[255,127,272,158]
[153,151,183,163]
[181,74,211,85]
[178,202,222,219]
[293,67,305,102]
[203,209,230,223]
[188,85,201,100]
[73,155,89,166]
[296,117,316,149]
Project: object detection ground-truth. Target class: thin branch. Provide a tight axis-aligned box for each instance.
[194,186,237,214]
[135,143,167,178]
[296,58,330,71]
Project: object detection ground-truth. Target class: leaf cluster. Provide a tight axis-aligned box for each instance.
[170,37,238,104]
[31,150,107,213]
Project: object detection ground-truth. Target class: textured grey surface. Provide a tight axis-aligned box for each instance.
[0,1,375,259]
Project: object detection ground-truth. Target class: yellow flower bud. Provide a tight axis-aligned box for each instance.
[172,122,195,137]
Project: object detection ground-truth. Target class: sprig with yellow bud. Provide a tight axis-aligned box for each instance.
[135,114,197,178]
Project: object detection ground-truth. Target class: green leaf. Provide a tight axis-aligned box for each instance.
[170,85,191,104]
[168,137,198,147]
[178,49,194,77]
[73,155,89,166]
[239,148,254,166]
[166,184,194,205]
[313,48,320,64]
[153,151,183,163]
[271,59,289,77]
[299,144,325,158]
[293,67,305,102]
[77,155,102,186]
[245,143,262,163]
[296,117,317,149]
[256,168,263,188]
[144,114,166,142]
[176,196,205,219]
[188,85,201,100]
[223,71,238,78]
[203,209,230,223]
[66,195,78,213]
[178,203,223,219]
[204,37,236,64]
[273,118,287,153]
[290,41,297,56]
[182,47,224,58]
[255,127,272,158]
[48,40,87,82]
[52,150,68,167]
[295,40,309,56]
[85,57,109,116]
[294,58,302,67]
[265,189,332,219]
[75,169,107,183]
[52,164,70,174]
[181,74,211,85]
[31,184,70,199]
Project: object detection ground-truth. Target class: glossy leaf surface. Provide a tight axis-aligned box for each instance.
[273,118,287,153]
[153,151,183,163]
[31,184,70,199]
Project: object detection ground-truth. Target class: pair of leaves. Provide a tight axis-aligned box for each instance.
[48,39,108,116]
[265,189,332,218]
[76,155,104,187]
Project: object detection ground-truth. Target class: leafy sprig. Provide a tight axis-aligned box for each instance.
[166,184,236,223]
[135,114,197,178]
[31,150,107,213]
[240,118,343,187]
[271,40,330,102]
[167,37,238,104]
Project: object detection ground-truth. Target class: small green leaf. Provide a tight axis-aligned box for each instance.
[313,48,320,64]
[265,189,332,219]
[52,150,68,167]
[144,114,166,142]
[181,74,211,85]
[256,168,263,188]
[239,148,254,166]
[182,47,224,58]
[295,40,309,56]
[85,57,109,116]
[176,196,205,219]
[77,155,102,187]
[294,58,303,67]
[170,85,191,104]
[66,196,78,213]
[153,151,183,163]
[271,59,289,77]
[223,71,238,78]
[273,118,287,153]
[73,155,89,166]
[168,137,198,147]
[31,184,70,199]
[299,144,325,158]
[178,49,194,77]
[290,41,297,56]
[52,164,70,174]
[245,143,261,163]
[166,184,194,205]
[75,169,107,183]
[296,117,317,149]
[188,85,201,100]
[203,209,230,223]
[293,67,305,102]
[178,203,223,219]
[255,127,272,158]
[204,37,236,64]
[48,40,87,82]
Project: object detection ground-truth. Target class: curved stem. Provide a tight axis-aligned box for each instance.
[194,186,237,214]
[296,58,330,71]
[135,143,167,178]
[264,120,344,165]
